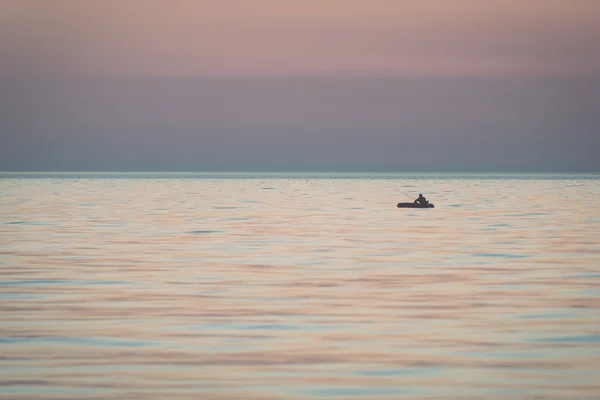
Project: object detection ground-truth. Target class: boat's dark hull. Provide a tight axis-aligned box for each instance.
[397,202,434,208]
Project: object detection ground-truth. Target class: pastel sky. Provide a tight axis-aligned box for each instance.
[1,0,599,171]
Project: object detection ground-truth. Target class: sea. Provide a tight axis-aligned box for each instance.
[1,172,599,399]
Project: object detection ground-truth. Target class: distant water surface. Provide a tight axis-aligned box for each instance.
[1,173,599,399]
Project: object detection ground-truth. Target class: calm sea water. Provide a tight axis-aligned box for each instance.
[1,173,599,399]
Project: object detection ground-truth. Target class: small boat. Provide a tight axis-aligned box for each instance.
[397,202,434,208]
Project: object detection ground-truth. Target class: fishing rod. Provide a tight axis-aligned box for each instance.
[393,185,415,201]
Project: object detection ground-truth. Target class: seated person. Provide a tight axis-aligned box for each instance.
[414,193,429,205]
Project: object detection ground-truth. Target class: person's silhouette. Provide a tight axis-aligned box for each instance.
[414,193,428,205]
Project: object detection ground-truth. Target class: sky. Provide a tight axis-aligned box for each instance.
[1,0,599,172]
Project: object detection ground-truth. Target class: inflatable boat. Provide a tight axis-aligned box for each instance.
[397,202,435,208]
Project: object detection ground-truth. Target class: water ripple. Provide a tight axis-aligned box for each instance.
[1,175,599,399]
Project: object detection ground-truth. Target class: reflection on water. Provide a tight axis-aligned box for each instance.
[1,174,599,399]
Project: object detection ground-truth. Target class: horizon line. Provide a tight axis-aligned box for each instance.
[2,170,599,174]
